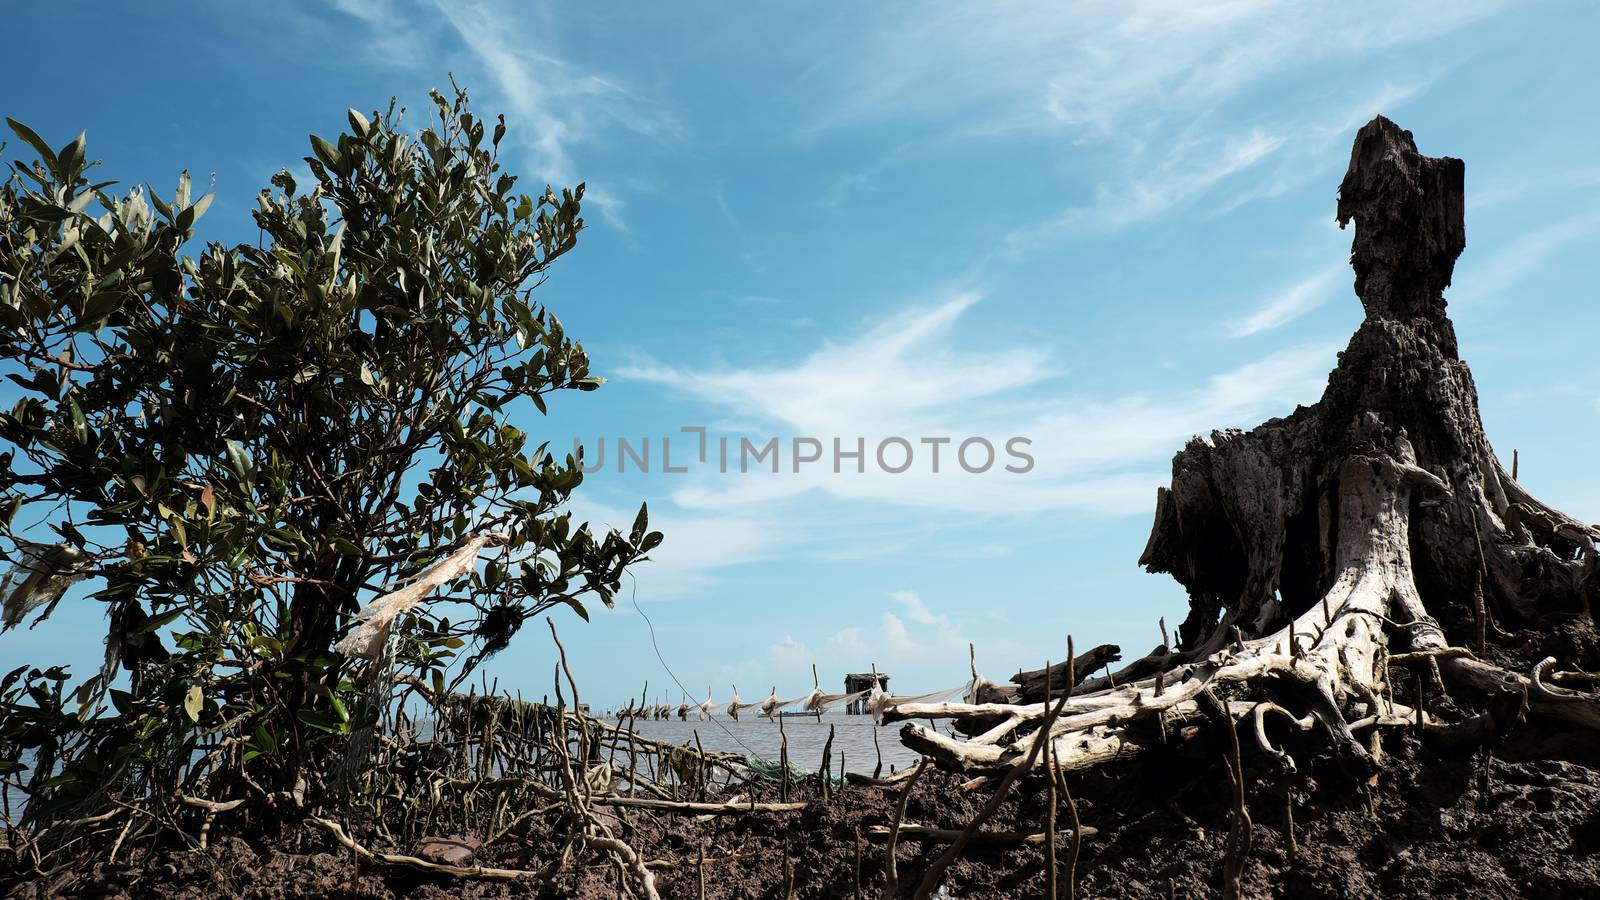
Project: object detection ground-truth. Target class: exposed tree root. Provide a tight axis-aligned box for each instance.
[310,816,539,881]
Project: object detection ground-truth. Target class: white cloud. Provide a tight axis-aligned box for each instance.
[1449,211,1600,307]
[317,0,681,235]
[624,293,1339,517]
[622,292,1050,439]
[1204,79,1437,218]
[823,626,868,659]
[824,592,971,671]
[314,0,436,59]
[434,2,642,183]
[804,2,1505,138]
[814,540,911,563]
[568,495,784,601]
[327,0,394,23]
[787,2,1500,240]
[1468,165,1600,212]
[768,634,812,668]
[890,590,941,626]
[1002,78,1436,245]
[712,179,743,231]
[1033,127,1286,235]
[581,185,633,236]
[1228,267,1344,337]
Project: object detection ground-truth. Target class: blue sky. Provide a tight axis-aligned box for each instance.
[4,1,1599,709]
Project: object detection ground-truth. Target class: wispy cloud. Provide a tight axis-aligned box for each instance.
[434,1,674,180]
[1450,210,1600,307]
[707,588,1012,698]
[791,2,1500,241]
[312,0,681,235]
[1228,267,1345,337]
[767,634,812,669]
[804,2,1506,138]
[825,591,972,669]
[1001,78,1436,248]
[622,292,1050,438]
[624,292,1338,517]
[1468,164,1600,212]
[1026,127,1286,236]
[570,496,785,601]
[317,0,436,59]
[712,179,742,231]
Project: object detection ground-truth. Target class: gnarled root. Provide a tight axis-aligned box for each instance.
[892,445,1600,778]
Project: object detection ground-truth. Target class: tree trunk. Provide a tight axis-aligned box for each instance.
[891,116,1600,775]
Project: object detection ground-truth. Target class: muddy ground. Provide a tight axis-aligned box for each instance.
[11,618,1600,898]
[15,720,1600,896]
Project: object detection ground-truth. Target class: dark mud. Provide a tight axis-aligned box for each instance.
[13,719,1598,899]
[11,609,1600,899]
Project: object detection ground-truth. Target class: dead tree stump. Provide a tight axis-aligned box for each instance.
[887,116,1600,776]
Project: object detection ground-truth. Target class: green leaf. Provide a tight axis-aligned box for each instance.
[0,495,22,529]
[347,108,371,137]
[325,688,349,724]
[66,396,88,443]
[54,520,86,547]
[309,134,342,175]
[136,608,183,633]
[225,440,254,488]
[5,118,57,169]
[631,502,648,543]
[145,185,173,223]
[512,457,536,485]
[325,221,346,278]
[296,709,341,734]
[175,192,214,230]
[56,132,86,176]
[557,594,589,622]
[81,290,122,325]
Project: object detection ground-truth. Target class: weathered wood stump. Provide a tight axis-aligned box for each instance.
[888,116,1600,775]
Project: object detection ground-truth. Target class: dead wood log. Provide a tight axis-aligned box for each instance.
[311,816,538,880]
[864,823,1099,844]
[1010,643,1121,701]
[593,796,808,815]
